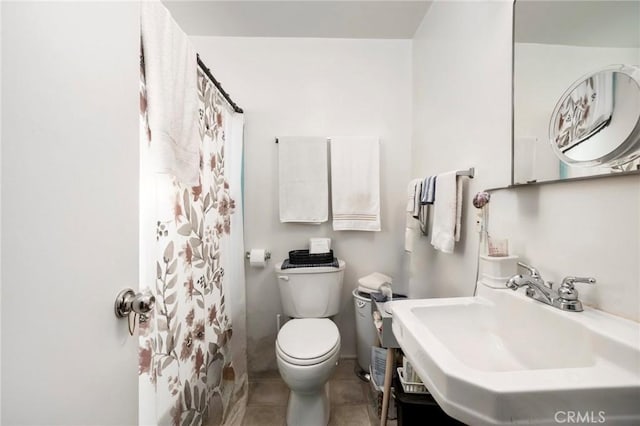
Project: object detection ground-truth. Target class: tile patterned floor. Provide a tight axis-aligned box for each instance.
[243,359,397,426]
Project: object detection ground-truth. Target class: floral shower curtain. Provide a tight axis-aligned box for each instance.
[139,60,247,426]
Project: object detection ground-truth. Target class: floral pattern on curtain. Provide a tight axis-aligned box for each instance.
[139,61,246,426]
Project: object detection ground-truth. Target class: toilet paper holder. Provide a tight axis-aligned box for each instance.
[245,250,271,260]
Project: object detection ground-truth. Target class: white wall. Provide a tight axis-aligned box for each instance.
[489,177,639,321]
[410,0,512,298]
[411,0,640,322]
[191,36,412,372]
[2,2,140,424]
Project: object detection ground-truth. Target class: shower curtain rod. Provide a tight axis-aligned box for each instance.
[197,54,243,114]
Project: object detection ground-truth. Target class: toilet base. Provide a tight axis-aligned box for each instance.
[286,382,330,426]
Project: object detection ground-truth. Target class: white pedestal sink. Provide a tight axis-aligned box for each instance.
[390,285,640,425]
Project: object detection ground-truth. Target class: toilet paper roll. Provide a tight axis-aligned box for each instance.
[249,249,267,267]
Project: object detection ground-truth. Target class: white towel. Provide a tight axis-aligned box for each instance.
[405,212,420,252]
[330,138,381,231]
[406,178,422,219]
[405,179,421,252]
[406,179,419,212]
[141,1,201,186]
[278,137,328,223]
[430,171,463,253]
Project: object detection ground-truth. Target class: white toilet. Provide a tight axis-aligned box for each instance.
[274,260,346,426]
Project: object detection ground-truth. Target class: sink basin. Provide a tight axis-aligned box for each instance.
[391,287,640,425]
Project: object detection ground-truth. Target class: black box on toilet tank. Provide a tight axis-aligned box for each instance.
[288,249,334,265]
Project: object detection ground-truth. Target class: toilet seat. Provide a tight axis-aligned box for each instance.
[276,318,340,366]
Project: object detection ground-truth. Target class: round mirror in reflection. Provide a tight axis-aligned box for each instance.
[549,65,640,168]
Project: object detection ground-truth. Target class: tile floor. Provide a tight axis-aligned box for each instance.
[242,359,397,426]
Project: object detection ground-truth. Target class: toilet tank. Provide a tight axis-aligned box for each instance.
[274,260,346,318]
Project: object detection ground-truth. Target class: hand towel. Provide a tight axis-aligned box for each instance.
[420,175,437,205]
[405,178,423,251]
[330,137,381,231]
[278,137,328,223]
[412,179,422,219]
[430,171,463,253]
[141,1,200,186]
[406,179,419,212]
[405,212,421,252]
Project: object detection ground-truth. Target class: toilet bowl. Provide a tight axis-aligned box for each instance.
[276,318,341,426]
[274,259,345,425]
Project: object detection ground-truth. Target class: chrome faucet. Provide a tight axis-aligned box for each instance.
[506,262,554,304]
[506,262,596,312]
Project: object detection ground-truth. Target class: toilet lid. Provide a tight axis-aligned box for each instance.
[277,318,340,361]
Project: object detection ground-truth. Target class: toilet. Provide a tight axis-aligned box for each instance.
[274,260,346,426]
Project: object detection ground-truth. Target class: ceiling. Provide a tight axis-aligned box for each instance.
[163,1,432,39]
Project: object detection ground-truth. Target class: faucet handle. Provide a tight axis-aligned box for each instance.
[558,276,596,301]
[517,262,541,277]
[560,276,596,289]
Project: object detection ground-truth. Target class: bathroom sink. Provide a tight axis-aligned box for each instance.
[391,288,640,425]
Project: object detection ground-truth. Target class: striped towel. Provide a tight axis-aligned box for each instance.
[420,175,437,205]
[330,137,381,231]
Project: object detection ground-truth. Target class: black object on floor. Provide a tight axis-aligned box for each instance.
[393,376,466,426]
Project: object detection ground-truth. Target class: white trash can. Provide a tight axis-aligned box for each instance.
[352,288,378,373]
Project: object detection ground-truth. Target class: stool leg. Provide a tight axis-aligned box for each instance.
[380,348,394,426]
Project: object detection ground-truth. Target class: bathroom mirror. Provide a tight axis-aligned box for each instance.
[513,0,640,185]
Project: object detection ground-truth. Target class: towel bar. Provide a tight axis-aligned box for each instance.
[457,167,475,178]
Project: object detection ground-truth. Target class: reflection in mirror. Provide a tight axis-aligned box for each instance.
[550,65,640,167]
[513,0,640,185]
